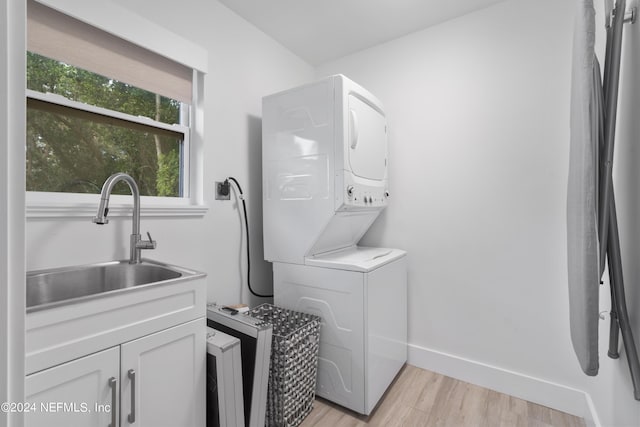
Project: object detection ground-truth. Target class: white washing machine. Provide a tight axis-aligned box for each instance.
[262,75,407,415]
[274,246,406,415]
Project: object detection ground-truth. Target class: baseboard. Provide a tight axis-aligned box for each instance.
[408,343,600,426]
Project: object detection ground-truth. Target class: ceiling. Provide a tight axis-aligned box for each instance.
[218,0,508,65]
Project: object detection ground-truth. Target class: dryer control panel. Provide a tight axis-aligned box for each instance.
[345,185,388,207]
[339,178,388,210]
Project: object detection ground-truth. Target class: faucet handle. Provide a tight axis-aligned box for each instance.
[136,231,157,250]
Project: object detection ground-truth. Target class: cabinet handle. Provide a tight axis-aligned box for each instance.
[108,377,117,427]
[128,369,136,423]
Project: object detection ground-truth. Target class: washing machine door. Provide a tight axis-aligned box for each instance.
[347,94,387,181]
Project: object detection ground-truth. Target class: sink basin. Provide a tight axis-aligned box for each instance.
[27,259,196,311]
[26,259,206,375]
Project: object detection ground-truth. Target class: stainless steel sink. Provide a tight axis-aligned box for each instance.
[27,259,198,312]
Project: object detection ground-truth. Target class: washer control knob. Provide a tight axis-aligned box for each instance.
[347,185,354,198]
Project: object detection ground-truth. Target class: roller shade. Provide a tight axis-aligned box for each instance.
[27,0,193,104]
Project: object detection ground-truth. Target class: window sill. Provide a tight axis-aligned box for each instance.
[26,193,208,219]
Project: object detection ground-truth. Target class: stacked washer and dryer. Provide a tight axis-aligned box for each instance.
[262,75,407,415]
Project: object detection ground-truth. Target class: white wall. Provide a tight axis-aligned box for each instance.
[1,1,25,426]
[25,0,315,308]
[317,0,637,425]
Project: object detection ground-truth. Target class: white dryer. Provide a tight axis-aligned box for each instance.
[262,75,407,415]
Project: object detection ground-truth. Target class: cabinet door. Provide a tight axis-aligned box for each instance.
[120,319,205,427]
[25,347,120,427]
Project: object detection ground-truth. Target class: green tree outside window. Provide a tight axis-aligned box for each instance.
[26,52,184,197]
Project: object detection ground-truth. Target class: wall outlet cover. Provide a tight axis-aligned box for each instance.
[215,181,230,200]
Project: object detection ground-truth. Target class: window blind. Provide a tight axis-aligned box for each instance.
[27,0,193,104]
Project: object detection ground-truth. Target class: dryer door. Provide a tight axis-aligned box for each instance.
[347,94,387,181]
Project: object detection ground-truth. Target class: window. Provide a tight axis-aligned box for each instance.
[26,0,208,217]
[27,52,187,198]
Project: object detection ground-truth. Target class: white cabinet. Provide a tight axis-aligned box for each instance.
[25,319,205,427]
[120,319,205,427]
[25,347,120,427]
[26,273,206,376]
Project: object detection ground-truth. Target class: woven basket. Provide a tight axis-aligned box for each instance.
[248,304,321,427]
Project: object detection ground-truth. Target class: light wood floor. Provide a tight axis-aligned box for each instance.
[300,364,586,427]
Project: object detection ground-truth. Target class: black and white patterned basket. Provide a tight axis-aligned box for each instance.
[248,304,321,427]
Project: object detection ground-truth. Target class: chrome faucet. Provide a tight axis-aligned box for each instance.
[93,173,156,264]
